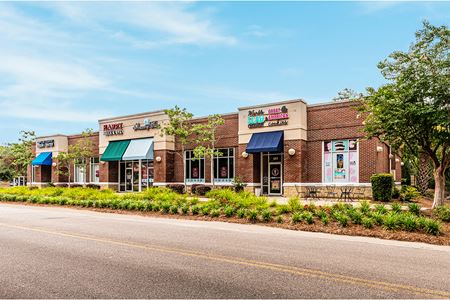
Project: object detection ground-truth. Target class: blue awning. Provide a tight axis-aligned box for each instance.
[246,131,284,153]
[32,152,52,166]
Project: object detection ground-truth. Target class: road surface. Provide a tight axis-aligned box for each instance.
[0,203,449,299]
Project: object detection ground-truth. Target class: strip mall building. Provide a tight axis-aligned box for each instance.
[28,99,402,197]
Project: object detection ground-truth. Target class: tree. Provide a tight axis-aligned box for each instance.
[333,88,363,102]
[55,129,95,186]
[0,145,14,181]
[9,131,36,179]
[160,106,194,187]
[360,21,449,208]
[192,114,225,189]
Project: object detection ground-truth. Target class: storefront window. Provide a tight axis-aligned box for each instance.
[323,140,358,183]
[185,150,205,183]
[74,158,86,183]
[213,148,235,183]
[90,157,100,183]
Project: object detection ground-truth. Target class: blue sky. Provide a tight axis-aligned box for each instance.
[1,1,449,143]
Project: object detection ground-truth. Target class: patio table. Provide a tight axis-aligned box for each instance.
[339,186,354,202]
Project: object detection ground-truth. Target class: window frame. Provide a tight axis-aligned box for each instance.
[213,148,235,183]
[90,157,100,183]
[323,139,359,183]
[184,150,205,183]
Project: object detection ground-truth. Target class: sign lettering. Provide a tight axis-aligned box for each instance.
[247,105,289,128]
[103,123,124,136]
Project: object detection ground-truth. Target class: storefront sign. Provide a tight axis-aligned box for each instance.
[103,123,124,136]
[133,118,159,131]
[248,106,289,128]
[37,139,55,148]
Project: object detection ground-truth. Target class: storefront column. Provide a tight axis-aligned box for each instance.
[237,144,261,192]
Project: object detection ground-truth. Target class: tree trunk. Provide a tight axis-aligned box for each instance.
[417,152,431,195]
[432,166,446,208]
[211,154,215,190]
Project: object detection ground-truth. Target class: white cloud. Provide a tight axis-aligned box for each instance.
[47,2,237,47]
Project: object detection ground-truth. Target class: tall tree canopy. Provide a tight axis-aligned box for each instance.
[361,21,449,208]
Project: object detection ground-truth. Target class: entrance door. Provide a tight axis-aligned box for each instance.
[125,168,133,191]
[269,163,282,195]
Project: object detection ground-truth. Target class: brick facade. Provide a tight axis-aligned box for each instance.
[30,99,401,196]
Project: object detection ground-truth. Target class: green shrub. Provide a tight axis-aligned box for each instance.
[191,205,199,215]
[306,202,317,213]
[302,212,314,224]
[400,186,421,202]
[169,205,179,214]
[261,209,272,222]
[287,197,303,212]
[276,204,290,215]
[408,203,421,216]
[247,209,258,222]
[359,201,371,214]
[383,213,400,230]
[291,212,302,224]
[434,205,450,222]
[422,219,441,236]
[371,173,394,201]
[180,205,189,214]
[321,215,329,225]
[315,209,327,219]
[375,204,388,215]
[223,206,235,217]
[269,200,277,207]
[335,213,349,227]
[161,202,171,213]
[276,215,284,223]
[348,210,363,225]
[236,208,246,218]
[201,205,211,216]
[392,187,401,199]
[210,209,221,218]
[362,217,374,229]
[402,214,418,232]
[391,203,402,214]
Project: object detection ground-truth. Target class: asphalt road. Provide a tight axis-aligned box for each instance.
[0,204,449,299]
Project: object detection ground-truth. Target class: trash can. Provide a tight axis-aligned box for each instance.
[255,187,261,197]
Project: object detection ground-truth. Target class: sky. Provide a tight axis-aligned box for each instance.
[1,1,449,143]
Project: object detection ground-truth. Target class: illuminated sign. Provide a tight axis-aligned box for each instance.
[37,139,55,148]
[248,106,289,128]
[103,123,124,136]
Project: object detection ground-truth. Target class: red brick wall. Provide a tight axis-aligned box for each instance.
[306,101,396,183]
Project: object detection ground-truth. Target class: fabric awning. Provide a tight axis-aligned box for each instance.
[246,131,284,153]
[32,152,52,166]
[101,140,130,161]
[122,138,154,161]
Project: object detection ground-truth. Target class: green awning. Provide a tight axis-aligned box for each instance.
[101,140,130,161]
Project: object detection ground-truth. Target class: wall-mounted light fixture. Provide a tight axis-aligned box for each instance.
[389,154,394,159]
[155,156,162,162]
[288,148,296,156]
[52,162,57,167]
[395,158,400,163]
[400,162,404,166]
[242,152,249,158]
[376,146,383,152]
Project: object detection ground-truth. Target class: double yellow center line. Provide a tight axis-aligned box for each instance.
[1,222,449,298]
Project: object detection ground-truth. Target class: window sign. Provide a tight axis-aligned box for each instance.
[324,139,358,183]
[213,148,235,182]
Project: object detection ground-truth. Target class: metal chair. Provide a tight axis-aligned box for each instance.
[339,186,354,202]
[306,186,321,201]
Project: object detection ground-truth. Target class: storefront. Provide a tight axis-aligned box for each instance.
[29,99,402,197]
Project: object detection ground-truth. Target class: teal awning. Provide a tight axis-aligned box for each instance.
[122,138,154,161]
[32,152,52,166]
[101,140,130,161]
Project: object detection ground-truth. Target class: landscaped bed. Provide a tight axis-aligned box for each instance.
[0,187,449,245]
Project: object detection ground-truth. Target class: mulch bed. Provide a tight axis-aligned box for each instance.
[3,201,450,246]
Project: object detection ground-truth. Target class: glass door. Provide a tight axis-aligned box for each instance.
[269,162,282,195]
[125,167,133,191]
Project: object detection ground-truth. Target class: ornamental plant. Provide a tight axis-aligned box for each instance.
[370,174,394,201]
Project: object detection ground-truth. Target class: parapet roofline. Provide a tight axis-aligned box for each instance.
[238,98,307,111]
[98,109,167,123]
[35,134,68,139]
